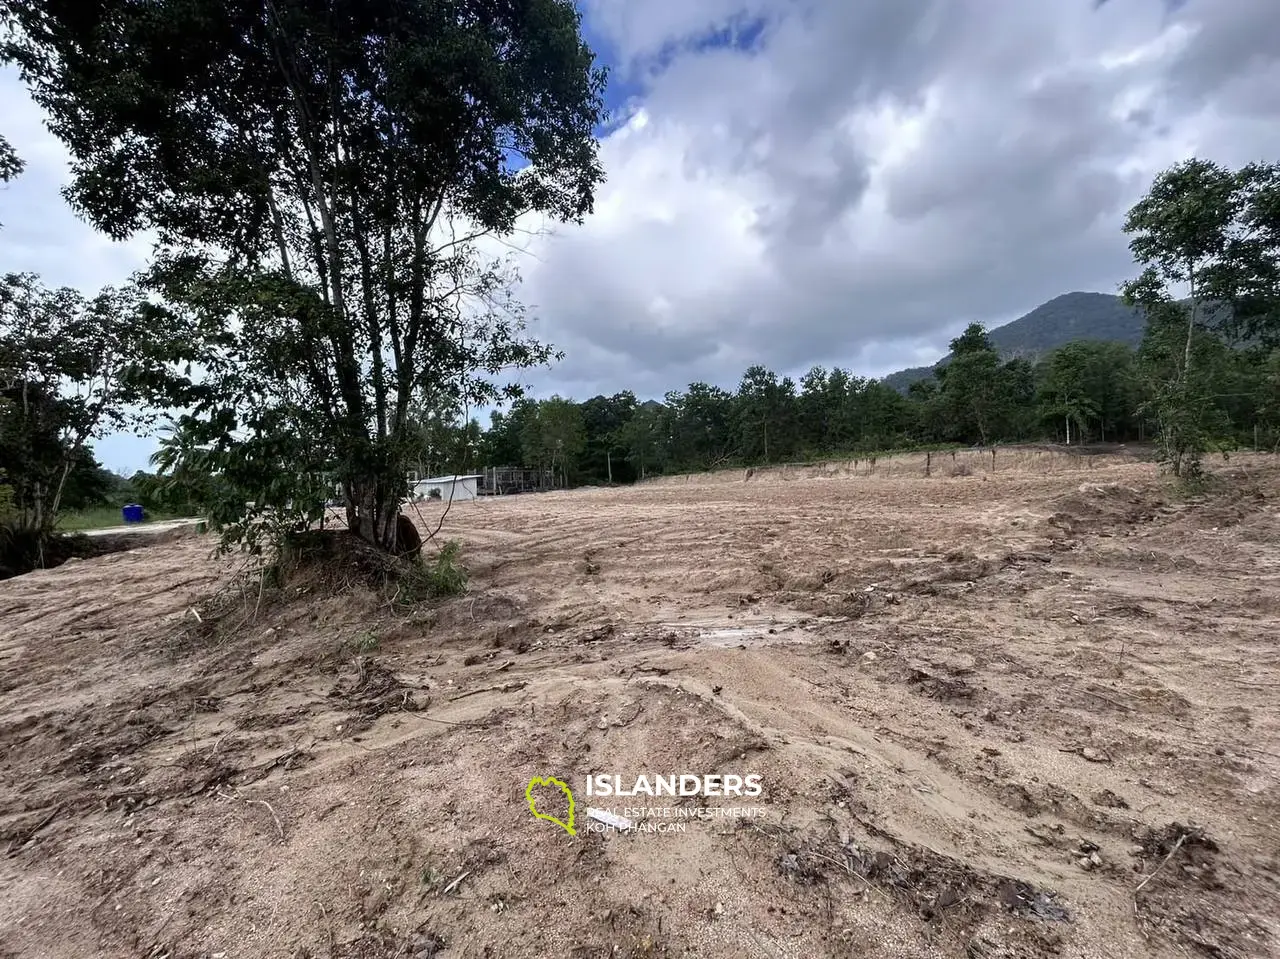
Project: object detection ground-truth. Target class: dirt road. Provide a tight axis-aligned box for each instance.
[1,453,1277,958]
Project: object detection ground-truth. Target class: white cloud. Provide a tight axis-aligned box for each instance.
[1,67,154,292]
[509,0,1280,400]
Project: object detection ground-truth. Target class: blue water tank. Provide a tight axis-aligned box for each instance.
[122,504,144,523]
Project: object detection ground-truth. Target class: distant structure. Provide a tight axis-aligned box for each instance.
[480,466,555,495]
[410,473,482,502]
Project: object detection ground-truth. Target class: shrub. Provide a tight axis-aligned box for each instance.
[423,540,467,597]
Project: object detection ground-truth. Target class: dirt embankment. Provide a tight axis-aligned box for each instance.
[1,457,1278,959]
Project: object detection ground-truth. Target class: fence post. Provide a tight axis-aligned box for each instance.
[925,451,931,477]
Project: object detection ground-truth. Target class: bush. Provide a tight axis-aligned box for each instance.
[422,540,466,597]
[427,487,442,500]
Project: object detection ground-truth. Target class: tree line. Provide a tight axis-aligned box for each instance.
[415,159,1280,486]
[411,316,1276,487]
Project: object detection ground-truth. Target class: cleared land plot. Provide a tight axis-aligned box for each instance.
[1,454,1278,958]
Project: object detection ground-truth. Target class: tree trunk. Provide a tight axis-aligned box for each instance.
[346,475,400,551]
[1184,269,1198,381]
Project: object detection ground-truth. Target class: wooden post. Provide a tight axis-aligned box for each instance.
[925,451,931,477]
[991,448,996,471]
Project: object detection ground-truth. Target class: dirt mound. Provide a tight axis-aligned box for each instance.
[1045,481,1165,535]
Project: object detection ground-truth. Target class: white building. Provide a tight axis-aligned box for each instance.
[410,474,482,503]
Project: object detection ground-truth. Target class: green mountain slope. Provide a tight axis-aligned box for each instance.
[880,292,1144,392]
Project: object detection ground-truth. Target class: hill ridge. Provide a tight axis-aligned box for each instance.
[880,291,1143,392]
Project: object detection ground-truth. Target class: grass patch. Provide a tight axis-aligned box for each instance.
[55,507,195,531]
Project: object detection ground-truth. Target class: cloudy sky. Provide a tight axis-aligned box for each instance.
[2,0,1279,472]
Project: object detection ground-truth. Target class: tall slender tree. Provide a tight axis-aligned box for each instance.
[2,0,606,552]
[1120,159,1280,475]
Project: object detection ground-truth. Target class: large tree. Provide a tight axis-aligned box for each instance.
[2,0,606,552]
[519,395,585,486]
[1121,159,1280,475]
[935,324,1004,445]
[735,365,796,464]
[0,273,189,534]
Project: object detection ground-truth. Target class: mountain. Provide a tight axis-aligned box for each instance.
[879,292,1145,393]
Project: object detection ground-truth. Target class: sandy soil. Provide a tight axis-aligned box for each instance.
[1,452,1278,959]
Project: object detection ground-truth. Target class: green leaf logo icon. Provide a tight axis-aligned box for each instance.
[526,776,576,836]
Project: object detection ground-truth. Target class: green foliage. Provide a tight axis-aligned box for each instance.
[0,273,191,535]
[0,133,23,227]
[421,540,467,598]
[579,391,638,482]
[664,382,737,470]
[351,630,381,654]
[736,366,797,463]
[1036,341,1140,443]
[0,134,21,184]
[617,403,669,479]
[918,324,1034,446]
[1121,158,1280,476]
[3,0,606,555]
[519,395,587,484]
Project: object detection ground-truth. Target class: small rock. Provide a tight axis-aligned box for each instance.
[1080,747,1110,763]
[862,651,877,662]
[1077,856,1095,871]
[1090,788,1129,809]
[1128,844,1145,857]
[714,902,724,917]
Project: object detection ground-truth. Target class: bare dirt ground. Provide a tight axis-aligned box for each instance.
[2,451,1278,959]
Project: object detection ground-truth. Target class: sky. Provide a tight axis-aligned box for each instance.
[2,0,1279,473]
